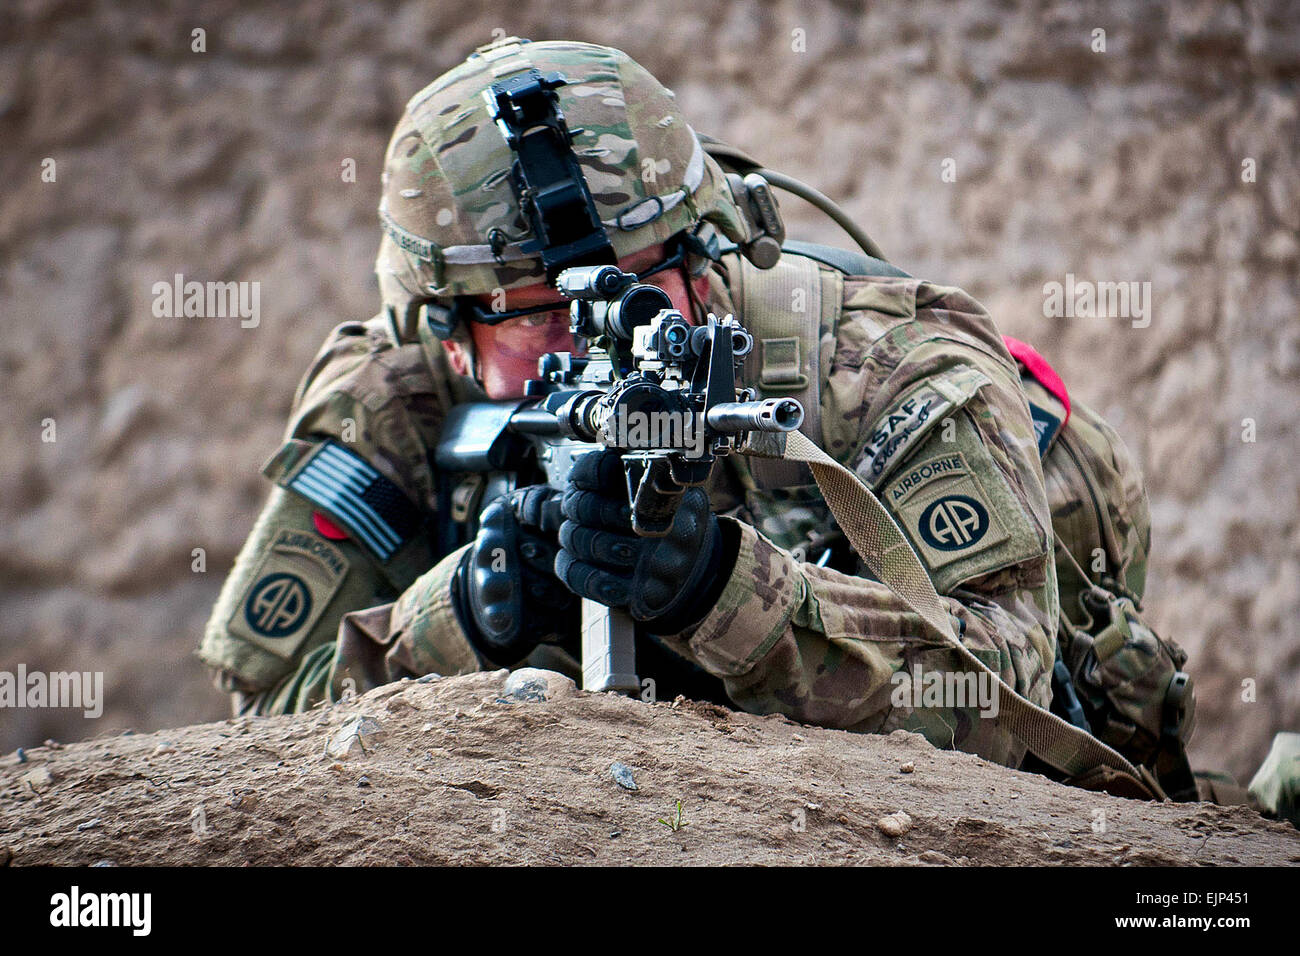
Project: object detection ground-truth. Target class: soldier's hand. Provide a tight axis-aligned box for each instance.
[555,449,737,632]
[453,485,577,666]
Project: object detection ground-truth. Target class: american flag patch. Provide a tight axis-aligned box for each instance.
[289,441,421,563]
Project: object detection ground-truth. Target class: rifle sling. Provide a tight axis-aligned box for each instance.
[779,429,1163,800]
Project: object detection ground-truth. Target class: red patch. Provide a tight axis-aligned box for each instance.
[1002,335,1071,426]
[312,511,348,541]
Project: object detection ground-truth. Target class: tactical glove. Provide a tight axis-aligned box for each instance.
[555,449,738,633]
[452,485,578,666]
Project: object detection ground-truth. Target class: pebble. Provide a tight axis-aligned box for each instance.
[877,811,914,837]
[357,775,371,788]
[504,668,576,702]
[16,748,26,764]
[325,715,385,759]
[21,766,53,791]
[76,818,102,832]
[152,743,176,757]
[610,762,638,791]
[900,762,915,773]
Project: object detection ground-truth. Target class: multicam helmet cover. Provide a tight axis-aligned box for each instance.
[375,37,750,314]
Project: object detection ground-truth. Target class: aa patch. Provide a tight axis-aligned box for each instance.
[897,480,1011,573]
[917,495,991,551]
[228,528,349,660]
[244,573,313,637]
[882,406,1048,593]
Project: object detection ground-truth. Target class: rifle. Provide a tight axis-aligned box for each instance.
[434,264,802,694]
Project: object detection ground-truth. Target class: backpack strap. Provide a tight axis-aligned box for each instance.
[730,251,839,488]
[1003,336,1199,800]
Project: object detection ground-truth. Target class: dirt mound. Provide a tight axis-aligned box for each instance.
[2,672,1296,866]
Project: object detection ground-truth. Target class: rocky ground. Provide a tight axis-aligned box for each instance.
[1,0,1297,791]
[2,671,1297,866]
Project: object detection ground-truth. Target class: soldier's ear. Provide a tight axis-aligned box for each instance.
[442,337,472,378]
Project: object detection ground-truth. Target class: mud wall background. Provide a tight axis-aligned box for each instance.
[1,0,1296,782]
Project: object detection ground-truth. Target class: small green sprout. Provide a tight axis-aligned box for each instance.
[657,800,688,832]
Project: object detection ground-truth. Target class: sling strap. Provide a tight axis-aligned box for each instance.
[777,429,1163,799]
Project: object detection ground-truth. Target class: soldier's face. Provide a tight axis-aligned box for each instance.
[444,243,710,399]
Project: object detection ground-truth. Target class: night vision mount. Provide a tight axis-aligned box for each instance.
[484,69,618,281]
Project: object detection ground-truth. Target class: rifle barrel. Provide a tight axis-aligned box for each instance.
[706,398,803,434]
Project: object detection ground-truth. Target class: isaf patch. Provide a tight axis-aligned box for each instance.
[229,528,349,660]
[857,365,992,486]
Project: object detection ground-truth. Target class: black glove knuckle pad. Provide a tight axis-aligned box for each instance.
[570,448,626,493]
[561,522,639,568]
[458,491,581,665]
[629,488,716,622]
[469,501,521,641]
[562,488,630,531]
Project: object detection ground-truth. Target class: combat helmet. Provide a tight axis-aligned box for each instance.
[374,37,780,340]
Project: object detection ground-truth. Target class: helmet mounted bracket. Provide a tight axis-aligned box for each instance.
[483,69,618,284]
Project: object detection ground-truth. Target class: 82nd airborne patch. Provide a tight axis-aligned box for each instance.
[244,572,313,638]
[229,528,349,660]
[918,495,991,551]
[885,451,1013,582]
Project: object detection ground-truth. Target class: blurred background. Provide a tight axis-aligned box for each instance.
[1,0,1296,782]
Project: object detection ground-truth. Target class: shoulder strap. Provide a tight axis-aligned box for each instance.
[774,429,1163,799]
[731,251,838,488]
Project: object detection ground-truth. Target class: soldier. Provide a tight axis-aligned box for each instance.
[197,36,1095,774]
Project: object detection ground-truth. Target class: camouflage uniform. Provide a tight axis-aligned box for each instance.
[199,38,1057,769]
[1248,732,1300,828]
